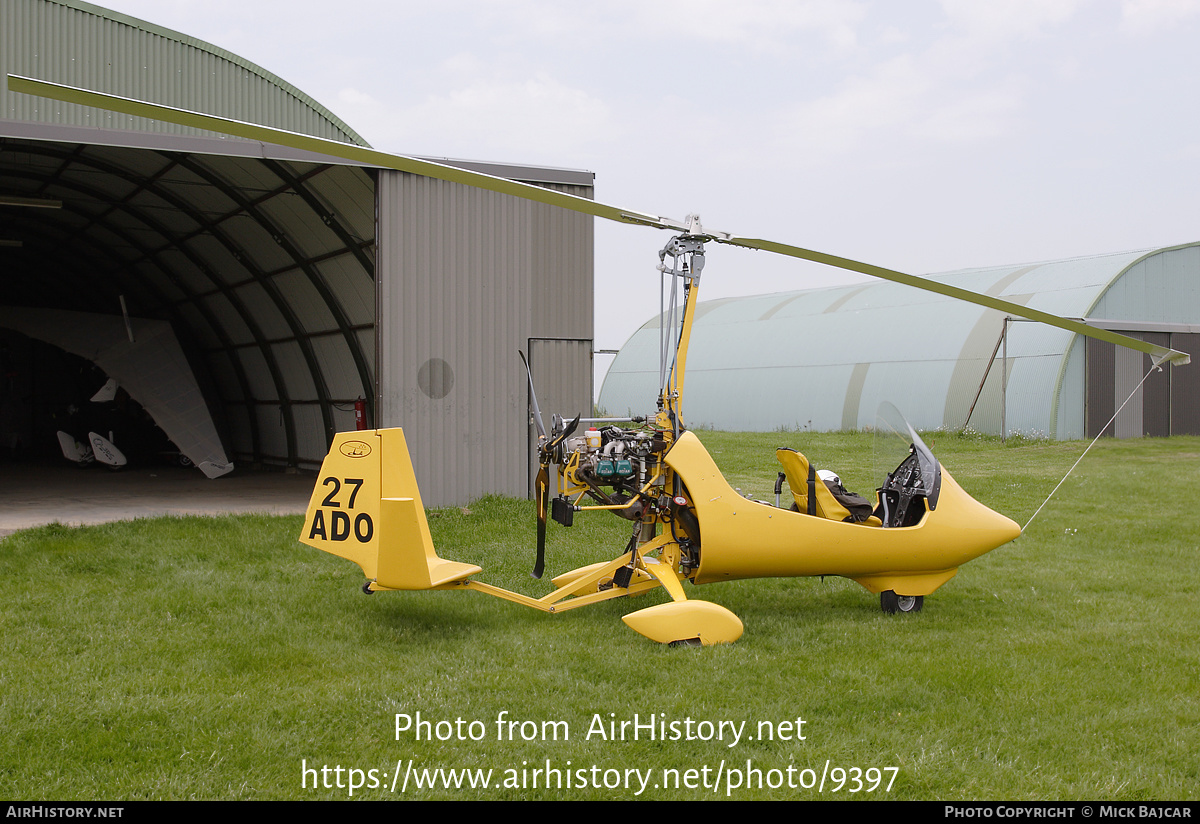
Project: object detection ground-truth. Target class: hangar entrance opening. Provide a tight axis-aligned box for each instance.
[1,0,596,513]
[1,127,379,475]
[3,125,598,508]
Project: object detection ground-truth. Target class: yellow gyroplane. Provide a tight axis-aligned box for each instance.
[9,75,1189,646]
[297,226,1026,646]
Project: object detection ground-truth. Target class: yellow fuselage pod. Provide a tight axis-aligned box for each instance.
[665,432,1021,596]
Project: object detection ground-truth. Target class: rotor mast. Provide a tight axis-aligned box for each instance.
[656,215,710,436]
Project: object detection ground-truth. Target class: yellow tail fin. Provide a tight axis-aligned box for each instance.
[299,429,480,590]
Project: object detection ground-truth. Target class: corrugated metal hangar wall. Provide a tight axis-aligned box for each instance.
[600,244,1200,440]
[1,0,594,505]
[376,172,594,506]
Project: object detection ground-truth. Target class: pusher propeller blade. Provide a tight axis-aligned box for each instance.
[533,462,549,579]
[529,415,578,580]
[518,350,547,441]
[547,414,581,452]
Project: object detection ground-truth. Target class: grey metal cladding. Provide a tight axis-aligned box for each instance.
[376,171,594,507]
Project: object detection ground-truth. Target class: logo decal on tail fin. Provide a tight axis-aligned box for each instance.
[340,440,372,458]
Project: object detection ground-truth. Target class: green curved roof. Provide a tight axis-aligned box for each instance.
[3,0,369,145]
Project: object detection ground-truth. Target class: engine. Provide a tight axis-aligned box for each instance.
[559,424,667,520]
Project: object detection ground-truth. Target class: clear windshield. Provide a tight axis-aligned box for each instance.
[871,402,941,527]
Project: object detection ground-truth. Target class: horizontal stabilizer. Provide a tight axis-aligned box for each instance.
[377,497,481,589]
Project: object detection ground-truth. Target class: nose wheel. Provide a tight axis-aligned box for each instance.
[880,590,923,614]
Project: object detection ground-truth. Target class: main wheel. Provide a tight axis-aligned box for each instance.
[880,590,923,614]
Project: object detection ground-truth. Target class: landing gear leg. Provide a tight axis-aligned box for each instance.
[880,590,923,614]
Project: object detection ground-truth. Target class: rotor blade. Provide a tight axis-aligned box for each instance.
[6,75,686,232]
[532,463,549,579]
[720,235,1191,367]
[12,74,1187,366]
[517,350,547,441]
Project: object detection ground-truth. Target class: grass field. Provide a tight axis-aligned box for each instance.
[2,431,1198,800]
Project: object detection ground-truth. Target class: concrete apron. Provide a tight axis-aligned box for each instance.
[0,463,313,538]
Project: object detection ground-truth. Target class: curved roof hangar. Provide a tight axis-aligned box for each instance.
[2,0,377,467]
[599,243,1200,439]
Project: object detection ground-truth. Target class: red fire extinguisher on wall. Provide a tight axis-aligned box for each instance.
[354,397,367,431]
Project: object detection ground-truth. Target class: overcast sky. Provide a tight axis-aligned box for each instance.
[88,0,1200,384]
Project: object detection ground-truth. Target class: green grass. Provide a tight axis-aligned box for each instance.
[2,432,1198,800]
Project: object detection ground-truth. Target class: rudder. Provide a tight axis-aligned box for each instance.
[301,430,383,578]
[300,428,480,590]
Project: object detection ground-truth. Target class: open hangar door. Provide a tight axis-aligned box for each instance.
[0,124,378,475]
[3,123,597,509]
